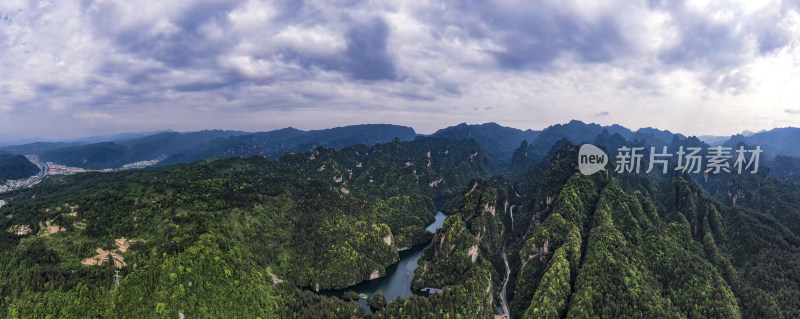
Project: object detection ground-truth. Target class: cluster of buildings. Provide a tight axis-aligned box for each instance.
[46,163,92,175]
[1,157,164,195]
[0,171,45,193]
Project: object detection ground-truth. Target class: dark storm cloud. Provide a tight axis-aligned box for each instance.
[393,91,436,102]
[269,0,307,24]
[172,71,252,92]
[756,29,790,54]
[417,1,631,71]
[3,0,800,139]
[254,15,398,82]
[343,18,397,80]
[658,17,744,70]
[66,1,800,98]
[656,1,792,68]
[36,83,59,94]
[113,4,239,69]
[650,1,799,93]
[491,14,628,70]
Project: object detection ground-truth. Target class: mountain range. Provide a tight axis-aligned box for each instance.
[0,121,797,184]
[1,121,799,317]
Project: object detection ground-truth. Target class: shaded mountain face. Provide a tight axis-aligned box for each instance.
[507,125,691,183]
[0,142,81,155]
[39,142,131,170]
[699,135,730,146]
[187,124,419,163]
[431,121,682,174]
[636,127,687,145]
[523,120,688,165]
[766,155,800,182]
[723,127,800,159]
[66,130,178,144]
[432,122,540,172]
[0,154,39,183]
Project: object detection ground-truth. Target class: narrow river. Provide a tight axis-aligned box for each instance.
[320,199,448,313]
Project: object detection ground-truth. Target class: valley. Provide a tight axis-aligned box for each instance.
[1,121,799,318]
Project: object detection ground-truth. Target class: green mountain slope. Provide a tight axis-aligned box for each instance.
[2,131,800,318]
[0,154,39,183]
[0,137,488,317]
[432,122,540,171]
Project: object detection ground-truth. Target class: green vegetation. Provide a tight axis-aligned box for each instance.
[387,179,509,318]
[368,291,386,310]
[0,154,39,183]
[3,131,800,318]
[433,122,540,172]
[0,137,488,317]
[507,141,794,319]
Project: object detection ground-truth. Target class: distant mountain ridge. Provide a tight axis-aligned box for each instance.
[513,120,686,166]
[65,130,176,144]
[723,127,800,159]
[18,125,416,170]
[158,124,418,167]
[2,122,797,176]
[432,122,540,171]
[1,122,800,317]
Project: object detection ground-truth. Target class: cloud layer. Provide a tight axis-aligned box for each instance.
[1,0,799,139]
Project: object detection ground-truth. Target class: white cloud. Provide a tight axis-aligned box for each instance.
[0,0,799,139]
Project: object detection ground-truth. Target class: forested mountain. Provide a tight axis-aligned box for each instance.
[509,121,686,166]
[503,142,800,318]
[374,179,509,318]
[159,124,418,166]
[0,137,488,317]
[2,122,800,318]
[723,127,800,159]
[432,122,540,171]
[0,154,39,183]
[24,125,416,170]
[0,142,81,156]
[766,155,800,182]
[431,121,685,175]
[635,127,687,145]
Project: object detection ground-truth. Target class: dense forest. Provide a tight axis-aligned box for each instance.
[0,137,488,317]
[2,128,800,318]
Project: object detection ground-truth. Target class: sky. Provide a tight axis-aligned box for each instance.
[1,0,800,141]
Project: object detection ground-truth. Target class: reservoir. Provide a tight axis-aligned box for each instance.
[320,198,448,312]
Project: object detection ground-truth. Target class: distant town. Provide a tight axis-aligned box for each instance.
[0,155,164,194]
